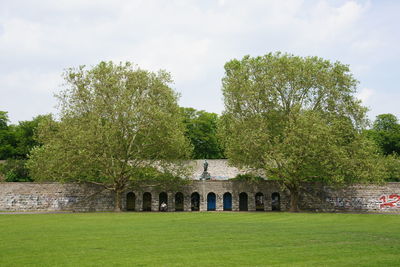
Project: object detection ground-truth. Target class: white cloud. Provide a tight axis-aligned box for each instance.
[357,87,374,105]
[0,0,399,123]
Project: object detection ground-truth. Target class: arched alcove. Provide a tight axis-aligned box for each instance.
[175,192,184,211]
[255,192,264,211]
[239,192,248,211]
[223,192,232,211]
[271,192,281,211]
[191,192,200,211]
[126,192,135,211]
[207,192,216,211]
[143,192,152,211]
[159,192,168,211]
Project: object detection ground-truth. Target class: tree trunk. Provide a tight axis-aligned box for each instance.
[115,190,122,212]
[289,190,299,212]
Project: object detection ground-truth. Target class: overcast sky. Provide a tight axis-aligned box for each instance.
[1,0,399,124]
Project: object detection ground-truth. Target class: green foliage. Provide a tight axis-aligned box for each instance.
[230,173,264,182]
[0,112,47,160]
[0,111,17,159]
[12,115,49,158]
[0,111,9,130]
[130,166,190,191]
[220,52,384,211]
[27,61,192,211]
[366,114,400,155]
[380,154,400,182]
[180,107,224,159]
[0,158,32,182]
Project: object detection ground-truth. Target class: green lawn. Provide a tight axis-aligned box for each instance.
[0,212,399,266]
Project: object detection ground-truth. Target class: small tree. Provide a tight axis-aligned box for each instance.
[27,62,192,211]
[220,53,384,211]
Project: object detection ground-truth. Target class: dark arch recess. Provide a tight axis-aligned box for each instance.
[175,192,184,211]
[239,192,248,211]
[126,192,135,211]
[143,192,152,211]
[191,192,200,211]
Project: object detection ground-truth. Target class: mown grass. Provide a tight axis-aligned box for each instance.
[0,212,399,266]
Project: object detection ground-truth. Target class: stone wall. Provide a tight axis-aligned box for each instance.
[0,183,115,212]
[299,182,400,213]
[1,181,400,213]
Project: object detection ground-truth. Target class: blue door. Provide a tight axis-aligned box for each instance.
[207,193,216,211]
[223,193,232,211]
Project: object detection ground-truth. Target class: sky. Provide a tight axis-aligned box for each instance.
[0,0,399,124]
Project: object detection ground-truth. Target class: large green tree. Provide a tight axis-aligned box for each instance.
[180,107,224,159]
[27,62,192,211]
[220,53,384,211]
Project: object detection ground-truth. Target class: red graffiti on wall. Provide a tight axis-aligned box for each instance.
[379,194,400,208]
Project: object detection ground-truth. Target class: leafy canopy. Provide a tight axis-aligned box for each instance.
[180,107,224,159]
[27,61,192,210]
[220,52,384,211]
[0,112,47,160]
[366,114,400,155]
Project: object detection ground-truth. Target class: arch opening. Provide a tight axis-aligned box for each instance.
[207,192,216,211]
[126,192,136,211]
[239,192,248,211]
[255,192,264,211]
[159,192,168,211]
[191,192,200,211]
[271,192,281,211]
[175,192,184,211]
[223,192,232,211]
[143,192,152,211]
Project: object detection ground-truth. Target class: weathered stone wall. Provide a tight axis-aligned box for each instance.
[299,182,400,213]
[0,183,115,212]
[1,181,399,213]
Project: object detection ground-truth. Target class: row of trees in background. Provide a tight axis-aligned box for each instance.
[366,113,400,156]
[1,54,400,211]
[180,107,224,159]
[0,112,47,160]
[0,112,50,181]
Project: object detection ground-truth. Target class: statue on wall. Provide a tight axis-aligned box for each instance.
[203,160,208,172]
[200,160,211,180]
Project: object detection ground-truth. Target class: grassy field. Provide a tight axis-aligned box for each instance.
[0,212,399,266]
